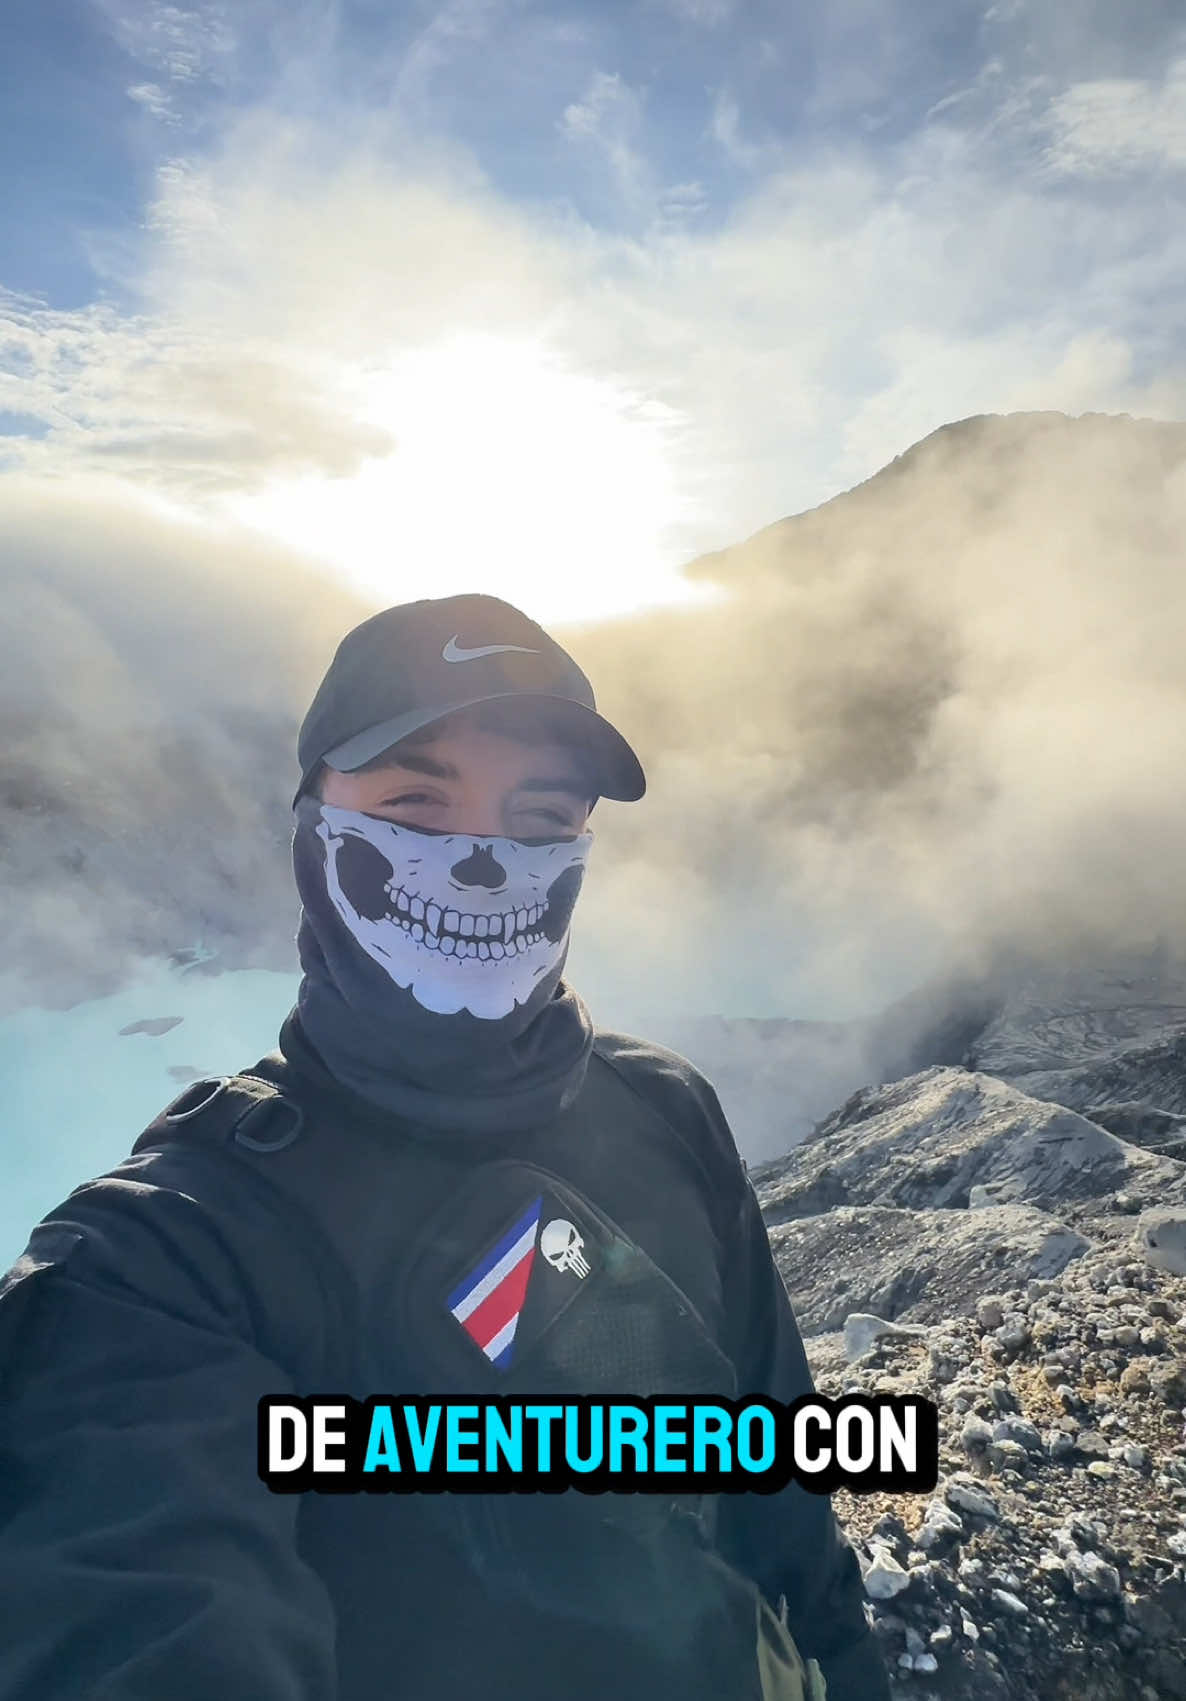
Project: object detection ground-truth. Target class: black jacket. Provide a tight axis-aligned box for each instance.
[0,1017,889,1701]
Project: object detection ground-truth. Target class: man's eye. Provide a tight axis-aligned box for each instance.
[380,794,436,806]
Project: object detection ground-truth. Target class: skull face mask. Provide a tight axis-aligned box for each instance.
[316,803,593,1020]
[287,795,598,1134]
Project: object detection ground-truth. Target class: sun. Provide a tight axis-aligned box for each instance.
[223,334,721,624]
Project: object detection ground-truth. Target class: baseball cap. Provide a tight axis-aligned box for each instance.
[294,593,647,809]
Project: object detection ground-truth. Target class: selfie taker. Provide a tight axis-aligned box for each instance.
[0,596,896,1701]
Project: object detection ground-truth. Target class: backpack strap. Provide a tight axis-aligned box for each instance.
[130,1069,471,1392]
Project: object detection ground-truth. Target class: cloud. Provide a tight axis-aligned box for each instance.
[1042,56,1186,176]
[7,69,1184,558]
[126,81,179,122]
[707,89,774,170]
[560,70,650,207]
[92,0,236,87]
[0,283,397,496]
[649,0,735,25]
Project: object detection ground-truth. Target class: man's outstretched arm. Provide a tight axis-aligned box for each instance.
[0,1180,338,1701]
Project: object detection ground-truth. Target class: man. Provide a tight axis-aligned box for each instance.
[0,593,890,1701]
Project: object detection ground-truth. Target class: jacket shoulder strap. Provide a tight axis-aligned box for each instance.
[131,1070,467,1387]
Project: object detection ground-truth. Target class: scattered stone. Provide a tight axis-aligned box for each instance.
[1067,1551,1122,1600]
[861,1543,911,1600]
[915,1500,964,1551]
[1138,1210,1186,1277]
[961,1414,993,1452]
[991,1588,1029,1616]
[945,1475,1000,1520]
[988,1438,1030,1473]
[993,1416,1044,1453]
[977,1296,1005,1331]
[841,1311,928,1362]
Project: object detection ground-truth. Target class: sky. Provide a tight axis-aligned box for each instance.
[2,0,1185,622]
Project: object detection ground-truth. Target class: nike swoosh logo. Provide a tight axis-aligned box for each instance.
[442,636,542,663]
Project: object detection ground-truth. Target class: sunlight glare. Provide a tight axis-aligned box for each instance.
[224,335,719,623]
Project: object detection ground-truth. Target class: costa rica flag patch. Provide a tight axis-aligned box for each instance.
[446,1195,543,1370]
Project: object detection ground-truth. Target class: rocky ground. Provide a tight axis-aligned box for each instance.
[808,1251,1186,1699]
[742,952,1186,1699]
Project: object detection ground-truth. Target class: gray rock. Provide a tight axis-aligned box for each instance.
[987,1438,1030,1472]
[915,1500,964,1551]
[962,1415,994,1451]
[945,1474,1000,1520]
[1067,1550,1122,1599]
[992,1416,1044,1454]
[993,1313,1032,1354]
[977,1296,1006,1330]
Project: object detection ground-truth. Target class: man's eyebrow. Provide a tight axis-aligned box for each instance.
[378,754,588,800]
[517,778,590,801]
[380,753,460,781]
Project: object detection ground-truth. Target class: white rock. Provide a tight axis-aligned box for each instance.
[992,1588,1028,1616]
[1137,1209,1186,1276]
[861,1542,911,1600]
[842,1311,928,1362]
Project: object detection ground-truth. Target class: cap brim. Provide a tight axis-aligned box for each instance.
[296,692,646,807]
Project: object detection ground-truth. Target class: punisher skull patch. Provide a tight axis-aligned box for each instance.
[442,1188,604,1376]
[392,1156,733,1403]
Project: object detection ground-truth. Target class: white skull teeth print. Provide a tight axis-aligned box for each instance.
[316,804,593,1021]
[379,882,550,956]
